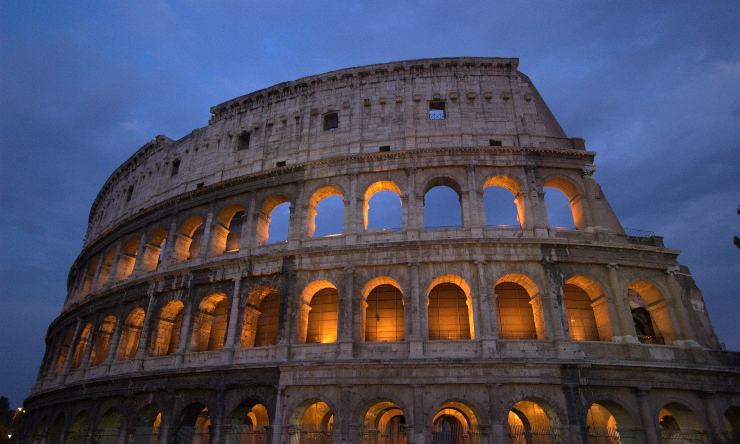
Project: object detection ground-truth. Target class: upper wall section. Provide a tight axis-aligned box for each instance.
[85,57,580,246]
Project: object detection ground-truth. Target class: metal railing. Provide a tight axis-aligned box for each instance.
[507,425,559,444]
[586,426,622,444]
[659,430,709,444]
[361,427,408,444]
[623,227,655,238]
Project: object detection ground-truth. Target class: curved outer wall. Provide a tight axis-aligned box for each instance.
[21,58,740,444]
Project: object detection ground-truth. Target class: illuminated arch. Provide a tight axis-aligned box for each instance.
[96,247,117,287]
[116,307,145,361]
[173,215,205,261]
[495,273,545,340]
[89,314,117,365]
[256,194,290,245]
[427,275,474,341]
[658,402,707,442]
[543,177,586,230]
[242,285,280,347]
[363,180,403,230]
[628,279,676,344]
[140,227,168,272]
[70,322,92,369]
[290,399,334,438]
[132,404,162,444]
[298,280,338,344]
[116,237,140,280]
[361,399,407,442]
[362,278,405,342]
[564,275,612,342]
[431,400,480,444]
[191,292,229,352]
[211,204,247,255]
[423,177,463,228]
[586,401,635,444]
[483,175,525,228]
[227,400,270,443]
[150,300,185,356]
[176,403,212,444]
[307,185,345,237]
[507,399,561,444]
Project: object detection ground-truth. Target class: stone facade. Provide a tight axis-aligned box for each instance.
[20,57,740,444]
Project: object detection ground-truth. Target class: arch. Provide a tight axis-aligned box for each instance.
[564,276,612,342]
[543,177,585,230]
[364,282,405,342]
[290,399,334,443]
[70,322,92,369]
[116,307,145,361]
[90,314,117,365]
[363,180,403,231]
[424,177,463,229]
[431,400,480,444]
[241,285,280,347]
[307,185,345,237]
[67,410,90,444]
[628,279,676,344]
[191,292,229,352]
[140,227,168,272]
[132,404,162,444]
[173,215,205,262]
[47,413,65,444]
[177,403,212,444]
[722,406,740,443]
[226,400,270,444]
[211,204,247,255]
[96,247,117,287]
[297,280,338,344]
[93,407,122,444]
[361,399,407,444]
[658,402,707,443]
[586,401,635,444]
[29,414,49,443]
[79,256,100,295]
[507,399,561,444]
[116,237,140,280]
[150,300,185,356]
[495,274,545,340]
[483,175,525,228]
[427,275,473,340]
[256,194,290,245]
[54,327,75,374]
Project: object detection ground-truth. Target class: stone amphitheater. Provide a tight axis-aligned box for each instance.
[20,57,740,444]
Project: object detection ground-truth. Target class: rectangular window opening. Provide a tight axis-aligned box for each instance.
[276,161,286,167]
[237,131,251,150]
[428,101,446,120]
[489,139,502,147]
[323,112,339,131]
[171,159,180,176]
[126,185,134,202]
[379,146,391,152]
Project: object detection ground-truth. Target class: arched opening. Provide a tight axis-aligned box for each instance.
[424,179,463,228]
[543,177,585,230]
[173,216,205,262]
[30,415,49,443]
[176,403,211,444]
[364,181,403,231]
[47,413,65,444]
[225,401,270,444]
[427,277,473,340]
[116,307,145,361]
[507,400,560,444]
[67,411,90,444]
[140,227,168,272]
[211,204,247,255]
[658,402,707,443]
[90,314,117,365]
[241,285,281,348]
[564,277,612,342]
[70,323,92,369]
[307,185,344,237]
[362,400,407,444]
[363,281,405,342]
[96,247,117,287]
[722,406,740,443]
[628,280,675,345]
[586,401,635,444]
[291,400,333,444]
[79,256,100,295]
[132,404,161,444]
[256,195,290,245]
[54,327,75,374]
[150,300,185,356]
[431,401,480,444]
[116,237,140,280]
[495,274,545,340]
[94,408,122,444]
[191,293,229,352]
[483,176,524,228]
[306,288,339,344]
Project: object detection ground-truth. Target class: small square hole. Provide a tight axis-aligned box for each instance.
[276,161,286,167]
[323,112,339,130]
[237,131,250,150]
[428,101,446,120]
[379,146,391,152]
[489,139,502,147]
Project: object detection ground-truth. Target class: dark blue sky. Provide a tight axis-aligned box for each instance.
[1,1,738,407]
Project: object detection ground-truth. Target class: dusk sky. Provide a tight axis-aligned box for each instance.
[1,1,738,407]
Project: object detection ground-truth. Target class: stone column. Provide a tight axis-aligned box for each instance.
[523,166,548,235]
[339,386,352,444]
[243,191,257,249]
[606,264,638,342]
[135,292,157,360]
[339,267,355,358]
[79,319,98,370]
[466,166,485,231]
[177,296,195,354]
[700,392,723,443]
[412,385,426,444]
[212,389,225,444]
[240,307,261,348]
[345,173,358,237]
[475,260,494,338]
[131,232,148,275]
[161,220,178,265]
[107,242,123,285]
[406,168,421,239]
[104,315,124,366]
[539,262,566,341]
[60,319,83,376]
[90,253,106,292]
[197,209,215,259]
[224,278,243,351]
[635,389,659,444]
[408,263,424,358]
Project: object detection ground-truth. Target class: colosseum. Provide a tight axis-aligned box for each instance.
[19,57,740,444]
